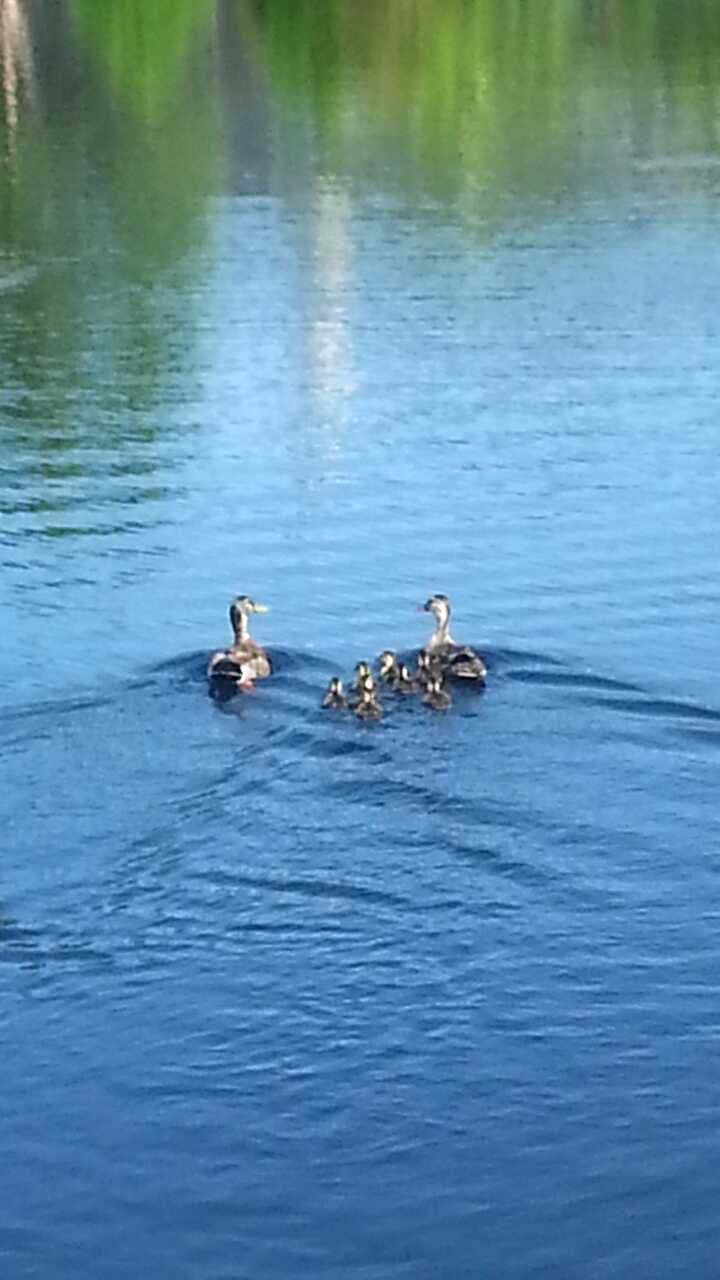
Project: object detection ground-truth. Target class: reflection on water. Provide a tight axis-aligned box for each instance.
[3,3,720,1277]
[305,179,355,448]
[0,0,34,155]
[250,0,720,214]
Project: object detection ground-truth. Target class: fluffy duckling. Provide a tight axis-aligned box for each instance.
[418,594,486,682]
[415,650,441,689]
[207,595,272,698]
[322,677,348,709]
[354,674,383,721]
[354,660,372,689]
[423,677,452,711]
[394,663,418,695]
[377,650,400,686]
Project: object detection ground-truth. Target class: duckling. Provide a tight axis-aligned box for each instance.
[418,594,487,682]
[351,661,376,703]
[322,677,348,709]
[394,663,418,695]
[207,595,272,696]
[353,660,372,688]
[423,676,452,711]
[354,674,383,721]
[377,650,400,687]
[415,650,441,689]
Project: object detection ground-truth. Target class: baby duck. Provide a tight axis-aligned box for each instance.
[354,674,383,721]
[423,677,452,712]
[394,663,418,695]
[377,650,400,686]
[415,650,441,689]
[354,660,372,690]
[322,677,348,709]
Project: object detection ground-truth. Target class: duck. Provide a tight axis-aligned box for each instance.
[354,674,383,721]
[377,650,400,687]
[423,676,452,711]
[418,594,487,682]
[351,661,375,702]
[322,677,348,709]
[207,595,272,697]
[394,663,418,695]
[415,650,441,689]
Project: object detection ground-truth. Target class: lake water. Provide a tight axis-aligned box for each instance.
[2,3,720,1276]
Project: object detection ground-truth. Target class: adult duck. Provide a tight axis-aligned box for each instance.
[207,595,272,697]
[418,594,487,682]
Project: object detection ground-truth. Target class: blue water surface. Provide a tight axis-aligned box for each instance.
[2,4,720,1277]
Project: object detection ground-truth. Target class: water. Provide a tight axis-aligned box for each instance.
[2,3,720,1275]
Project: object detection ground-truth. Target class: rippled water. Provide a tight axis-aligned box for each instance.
[2,3,720,1276]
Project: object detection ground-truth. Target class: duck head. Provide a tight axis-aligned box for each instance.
[378,650,397,678]
[418,594,452,646]
[419,594,450,625]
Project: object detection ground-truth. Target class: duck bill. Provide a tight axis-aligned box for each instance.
[253,603,269,614]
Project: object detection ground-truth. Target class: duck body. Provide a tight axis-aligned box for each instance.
[419,594,486,683]
[394,663,418,695]
[428,643,487,682]
[377,650,400,687]
[423,677,452,711]
[207,657,254,702]
[207,596,272,698]
[354,696,383,722]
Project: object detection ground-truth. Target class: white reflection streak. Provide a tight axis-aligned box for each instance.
[308,180,355,452]
[0,0,34,161]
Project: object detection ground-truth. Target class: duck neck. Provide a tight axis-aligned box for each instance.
[234,612,250,643]
[430,615,453,649]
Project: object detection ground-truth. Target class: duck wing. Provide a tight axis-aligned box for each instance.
[438,645,487,681]
[227,640,272,679]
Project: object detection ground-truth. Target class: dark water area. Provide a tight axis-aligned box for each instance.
[2,3,720,1276]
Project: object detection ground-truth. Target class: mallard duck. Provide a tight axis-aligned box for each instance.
[394,663,417,695]
[354,674,383,721]
[418,594,487,682]
[377,650,399,686]
[423,677,452,711]
[207,595,272,696]
[322,677,348,709]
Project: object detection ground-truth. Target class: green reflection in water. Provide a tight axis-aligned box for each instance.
[250,0,720,214]
[70,0,215,122]
[0,0,222,533]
